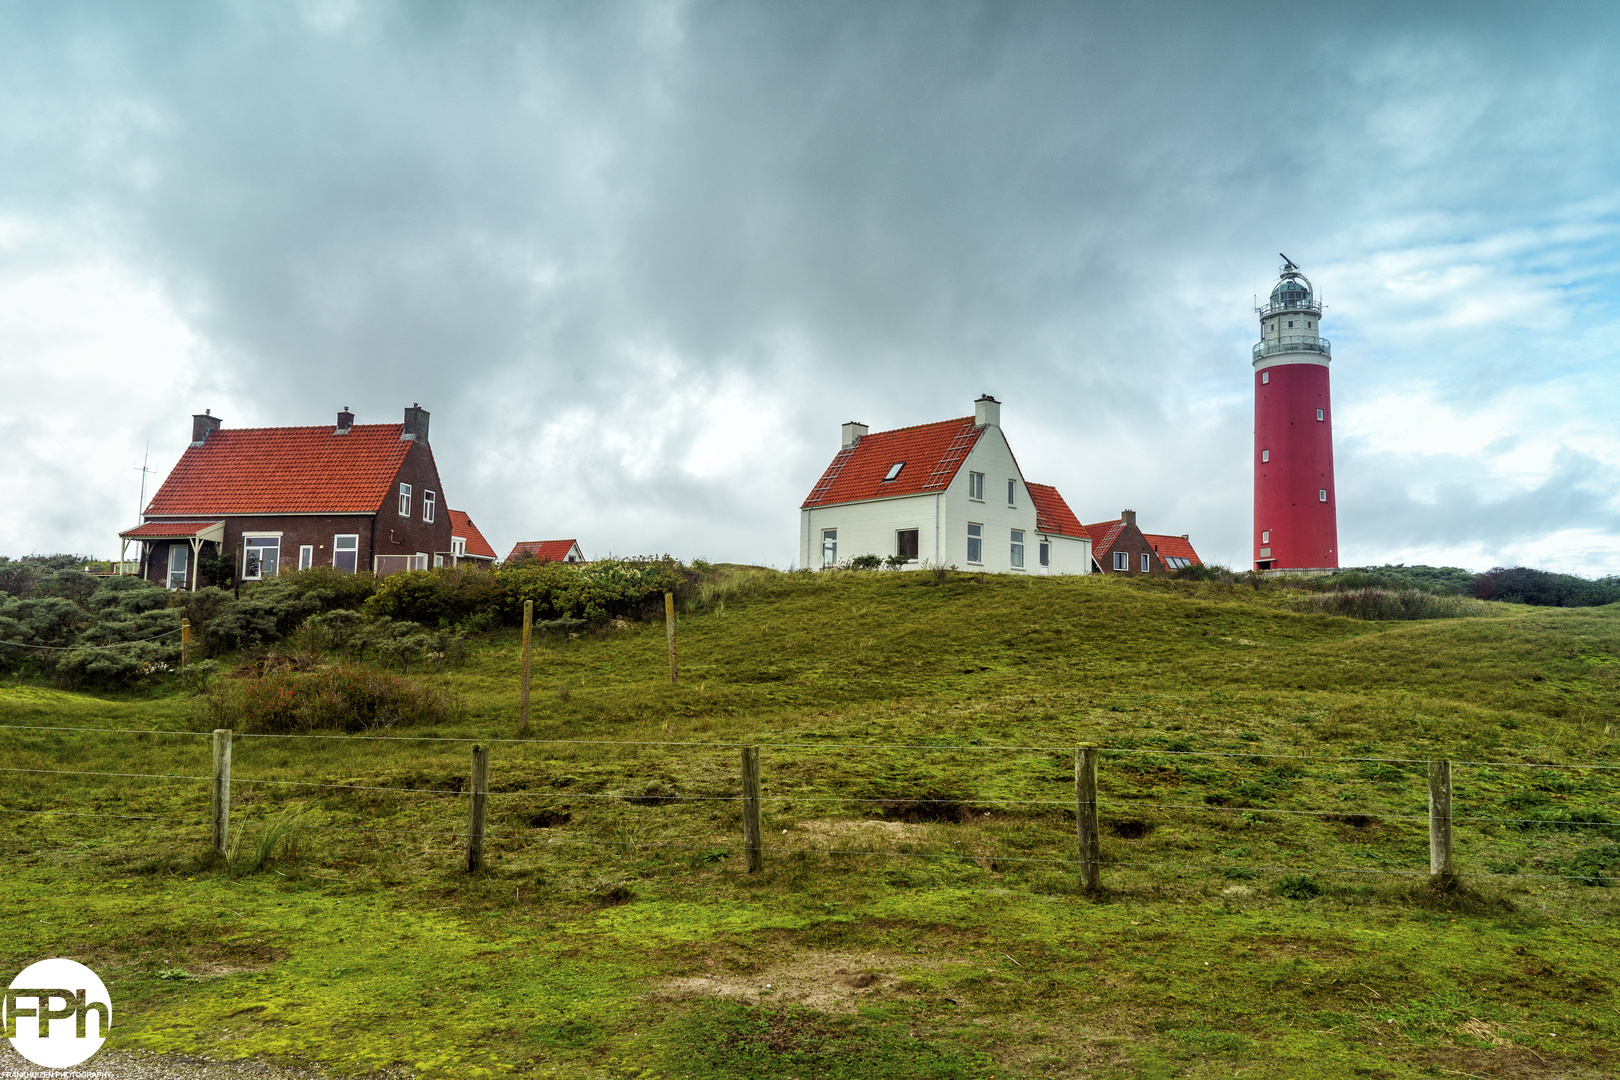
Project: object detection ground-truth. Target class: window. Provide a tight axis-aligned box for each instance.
[1113,551,1128,571]
[1141,553,1151,573]
[1261,449,1269,463]
[1164,556,1191,570]
[452,537,466,557]
[821,529,838,567]
[896,529,919,562]
[298,545,314,571]
[1316,409,1324,421]
[967,523,983,564]
[883,462,904,482]
[166,545,189,590]
[1319,489,1328,502]
[243,536,280,580]
[1039,541,1050,567]
[423,490,436,522]
[1262,371,1270,385]
[1010,529,1024,569]
[1007,479,1016,507]
[434,554,445,567]
[398,483,411,517]
[1261,530,1270,544]
[333,535,359,573]
[968,472,984,500]
[1288,320,1294,328]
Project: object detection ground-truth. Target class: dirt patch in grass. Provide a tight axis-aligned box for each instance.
[1398,1045,1614,1079]
[655,951,932,1012]
[791,819,930,844]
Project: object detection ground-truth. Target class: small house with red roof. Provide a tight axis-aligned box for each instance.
[504,539,586,565]
[800,396,1093,574]
[121,405,461,588]
[1084,510,1202,575]
[446,510,497,568]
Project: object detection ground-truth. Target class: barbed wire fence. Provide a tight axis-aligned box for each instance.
[2,723,1617,890]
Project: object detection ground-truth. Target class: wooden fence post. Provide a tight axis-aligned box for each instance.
[180,617,191,671]
[665,592,678,685]
[1075,745,1101,890]
[741,745,762,873]
[467,745,490,874]
[1428,759,1454,885]
[211,728,231,859]
[518,600,533,734]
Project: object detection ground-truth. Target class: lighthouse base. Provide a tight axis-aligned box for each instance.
[1256,567,1340,578]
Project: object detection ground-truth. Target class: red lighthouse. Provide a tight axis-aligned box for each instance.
[1253,257,1337,571]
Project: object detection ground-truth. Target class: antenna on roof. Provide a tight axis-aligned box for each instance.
[133,441,154,520]
[1279,253,1298,270]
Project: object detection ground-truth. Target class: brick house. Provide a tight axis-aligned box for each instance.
[120,405,459,589]
[1083,510,1201,576]
[446,510,497,568]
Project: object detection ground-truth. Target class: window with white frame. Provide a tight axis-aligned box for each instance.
[1262,371,1269,384]
[1319,489,1328,502]
[166,545,189,590]
[398,483,411,517]
[968,472,984,500]
[243,536,280,580]
[1261,530,1270,544]
[1113,551,1128,571]
[434,554,445,567]
[1007,479,1016,506]
[298,545,314,571]
[821,529,838,567]
[1164,556,1191,570]
[1141,552,1150,573]
[1010,529,1024,568]
[1039,541,1050,567]
[1316,409,1324,421]
[896,529,919,561]
[333,534,359,573]
[967,523,982,564]
[1261,449,1269,463]
[882,462,904,482]
[451,537,466,557]
[423,490,436,523]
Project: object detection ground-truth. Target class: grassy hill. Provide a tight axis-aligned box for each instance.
[2,570,1618,1078]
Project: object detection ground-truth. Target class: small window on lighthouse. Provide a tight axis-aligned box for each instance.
[1319,489,1328,502]
[1262,530,1270,544]
[1316,409,1324,421]
[1261,449,1269,463]
[1262,371,1270,385]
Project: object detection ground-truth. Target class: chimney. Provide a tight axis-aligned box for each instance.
[191,409,222,446]
[401,403,430,444]
[335,406,354,435]
[1121,509,1137,527]
[974,394,1000,428]
[841,420,868,449]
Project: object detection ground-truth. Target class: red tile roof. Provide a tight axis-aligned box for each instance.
[1081,520,1127,559]
[506,539,583,564]
[1144,533,1201,565]
[119,520,222,539]
[1026,483,1089,540]
[447,510,497,560]
[801,417,985,508]
[144,424,412,515]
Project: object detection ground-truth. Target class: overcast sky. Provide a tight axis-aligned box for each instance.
[3,1,1618,574]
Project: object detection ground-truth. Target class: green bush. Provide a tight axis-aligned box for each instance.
[1289,588,1501,620]
[363,566,504,625]
[493,557,692,624]
[192,664,464,734]
[1274,874,1322,899]
[1473,566,1620,607]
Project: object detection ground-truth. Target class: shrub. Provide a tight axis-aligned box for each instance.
[495,557,692,624]
[1170,563,1235,582]
[1473,566,1620,607]
[1274,874,1322,899]
[363,566,504,625]
[848,554,883,571]
[1289,588,1501,620]
[192,664,463,734]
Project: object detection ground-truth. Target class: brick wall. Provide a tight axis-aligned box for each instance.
[1095,523,1169,576]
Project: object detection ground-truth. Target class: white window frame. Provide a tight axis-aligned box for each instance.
[298,545,314,571]
[1007,479,1016,507]
[451,537,466,557]
[434,554,445,568]
[1261,530,1270,544]
[242,535,281,581]
[1039,541,1050,567]
[968,472,984,501]
[821,529,838,567]
[1316,409,1324,421]
[1113,551,1129,571]
[423,490,436,523]
[1010,529,1024,569]
[966,522,983,564]
[1261,449,1269,463]
[166,545,189,590]
[398,483,411,517]
[333,534,360,574]
[1262,371,1270,385]
[1141,553,1150,573]
[1319,489,1328,502]
[883,462,904,482]
[896,528,919,562]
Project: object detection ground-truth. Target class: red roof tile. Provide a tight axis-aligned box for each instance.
[1026,483,1088,540]
[1081,520,1127,559]
[447,510,497,560]
[801,417,985,508]
[506,539,584,564]
[119,520,222,539]
[145,424,412,515]
[1143,533,1201,565]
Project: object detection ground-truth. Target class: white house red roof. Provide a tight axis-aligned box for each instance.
[1026,484,1088,540]
[506,539,584,564]
[145,424,412,516]
[801,417,986,509]
[447,510,497,560]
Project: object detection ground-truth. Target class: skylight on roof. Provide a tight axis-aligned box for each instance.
[883,462,905,482]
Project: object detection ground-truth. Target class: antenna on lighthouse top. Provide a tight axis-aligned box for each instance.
[1279,253,1299,271]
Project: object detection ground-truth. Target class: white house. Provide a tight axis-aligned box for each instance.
[799,396,1093,575]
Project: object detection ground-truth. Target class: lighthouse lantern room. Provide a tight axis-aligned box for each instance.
[1253,256,1338,571]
